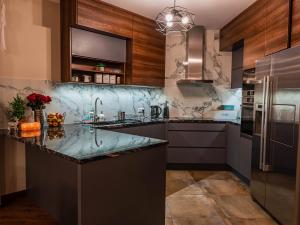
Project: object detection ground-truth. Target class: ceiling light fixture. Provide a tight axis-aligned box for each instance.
[155,0,195,35]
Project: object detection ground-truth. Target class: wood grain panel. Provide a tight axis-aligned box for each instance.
[61,0,77,82]
[133,42,165,66]
[221,0,290,69]
[132,62,165,87]
[62,0,166,86]
[131,15,165,87]
[265,0,289,55]
[132,15,165,48]
[77,0,133,38]
[243,31,266,69]
[292,0,300,46]
[220,0,266,51]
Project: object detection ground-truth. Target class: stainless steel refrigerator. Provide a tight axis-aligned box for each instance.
[251,46,300,225]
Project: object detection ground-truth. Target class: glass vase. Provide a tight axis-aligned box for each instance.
[34,109,44,127]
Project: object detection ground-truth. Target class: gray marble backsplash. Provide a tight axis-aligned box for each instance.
[164,30,241,119]
[0,78,165,127]
[0,30,242,128]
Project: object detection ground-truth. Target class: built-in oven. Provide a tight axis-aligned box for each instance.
[241,104,254,136]
[241,69,256,136]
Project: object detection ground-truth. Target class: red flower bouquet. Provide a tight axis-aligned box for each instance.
[27,93,52,110]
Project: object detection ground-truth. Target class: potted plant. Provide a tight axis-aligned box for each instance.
[7,94,26,129]
[97,63,105,72]
[26,93,52,126]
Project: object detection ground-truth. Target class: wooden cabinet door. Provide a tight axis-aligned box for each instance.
[220,0,266,51]
[131,15,165,87]
[77,0,133,38]
[265,0,289,55]
[292,0,300,47]
[243,31,266,69]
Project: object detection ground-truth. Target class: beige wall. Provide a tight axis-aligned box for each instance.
[0,0,61,81]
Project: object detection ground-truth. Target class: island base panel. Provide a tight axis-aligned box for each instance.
[26,144,167,225]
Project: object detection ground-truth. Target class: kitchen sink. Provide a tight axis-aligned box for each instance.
[85,119,143,127]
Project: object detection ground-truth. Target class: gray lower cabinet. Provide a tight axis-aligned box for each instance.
[226,124,241,170]
[112,122,253,178]
[167,123,227,164]
[226,124,252,180]
[111,123,166,140]
[239,136,252,179]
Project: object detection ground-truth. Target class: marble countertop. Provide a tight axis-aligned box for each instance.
[90,117,240,129]
[0,118,240,164]
[0,125,168,164]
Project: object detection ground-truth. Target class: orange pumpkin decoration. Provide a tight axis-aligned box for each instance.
[20,130,41,138]
[20,122,41,131]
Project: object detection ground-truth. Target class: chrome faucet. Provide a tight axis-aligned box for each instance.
[94,97,103,123]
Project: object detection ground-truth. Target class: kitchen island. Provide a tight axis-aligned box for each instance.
[0,125,167,225]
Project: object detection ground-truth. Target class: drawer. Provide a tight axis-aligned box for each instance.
[168,123,226,131]
[139,124,166,140]
[112,123,166,139]
[167,148,226,164]
[168,131,226,148]
[111,127,140,135]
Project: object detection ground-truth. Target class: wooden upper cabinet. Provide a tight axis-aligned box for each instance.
[131,15,166,87]
[265,0,289,55]
[77,0,133,38]
[243,31,266,70]
[221,0,291,69]
[220,0,266,51]
[292,0,300,47]
[61,0,166,87]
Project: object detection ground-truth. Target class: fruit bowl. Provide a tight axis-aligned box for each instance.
[47,113,65,127]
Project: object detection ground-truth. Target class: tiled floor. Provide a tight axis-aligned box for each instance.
[0,170,278,225]
[165,170,278,225]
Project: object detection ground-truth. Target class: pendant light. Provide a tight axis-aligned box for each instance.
[155,0,195,35]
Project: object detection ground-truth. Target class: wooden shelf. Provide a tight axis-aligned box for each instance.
[71,64,124,75]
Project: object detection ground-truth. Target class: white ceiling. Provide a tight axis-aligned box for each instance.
[103,0,257,29]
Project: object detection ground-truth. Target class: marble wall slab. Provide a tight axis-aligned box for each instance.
[164,30,241,119]
[0,77,165,127]
[0,30,242,128]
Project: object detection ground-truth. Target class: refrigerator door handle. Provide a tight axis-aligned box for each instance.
[262,76,273,172]
[260,76,272,172]
[259,76,267,170]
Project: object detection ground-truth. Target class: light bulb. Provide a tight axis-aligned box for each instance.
[181,16,189,24]
[167,22,173,27]
[165,13,173,22]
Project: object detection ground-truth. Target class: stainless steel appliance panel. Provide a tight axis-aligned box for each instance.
[251,56,272,208]
[251,46,300,225]
[264,47,300,224]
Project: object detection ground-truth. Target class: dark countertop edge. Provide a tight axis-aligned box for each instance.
[94,119,241,129]
[0,118,240,164]
[93,120,166,129]
[1,131,168,164]
[26,140,168,164]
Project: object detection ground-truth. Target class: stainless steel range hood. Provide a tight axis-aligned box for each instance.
[177,26,213,85]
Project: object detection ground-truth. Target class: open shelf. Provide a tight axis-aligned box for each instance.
[70,54,126,84]
[71,64,124,75]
